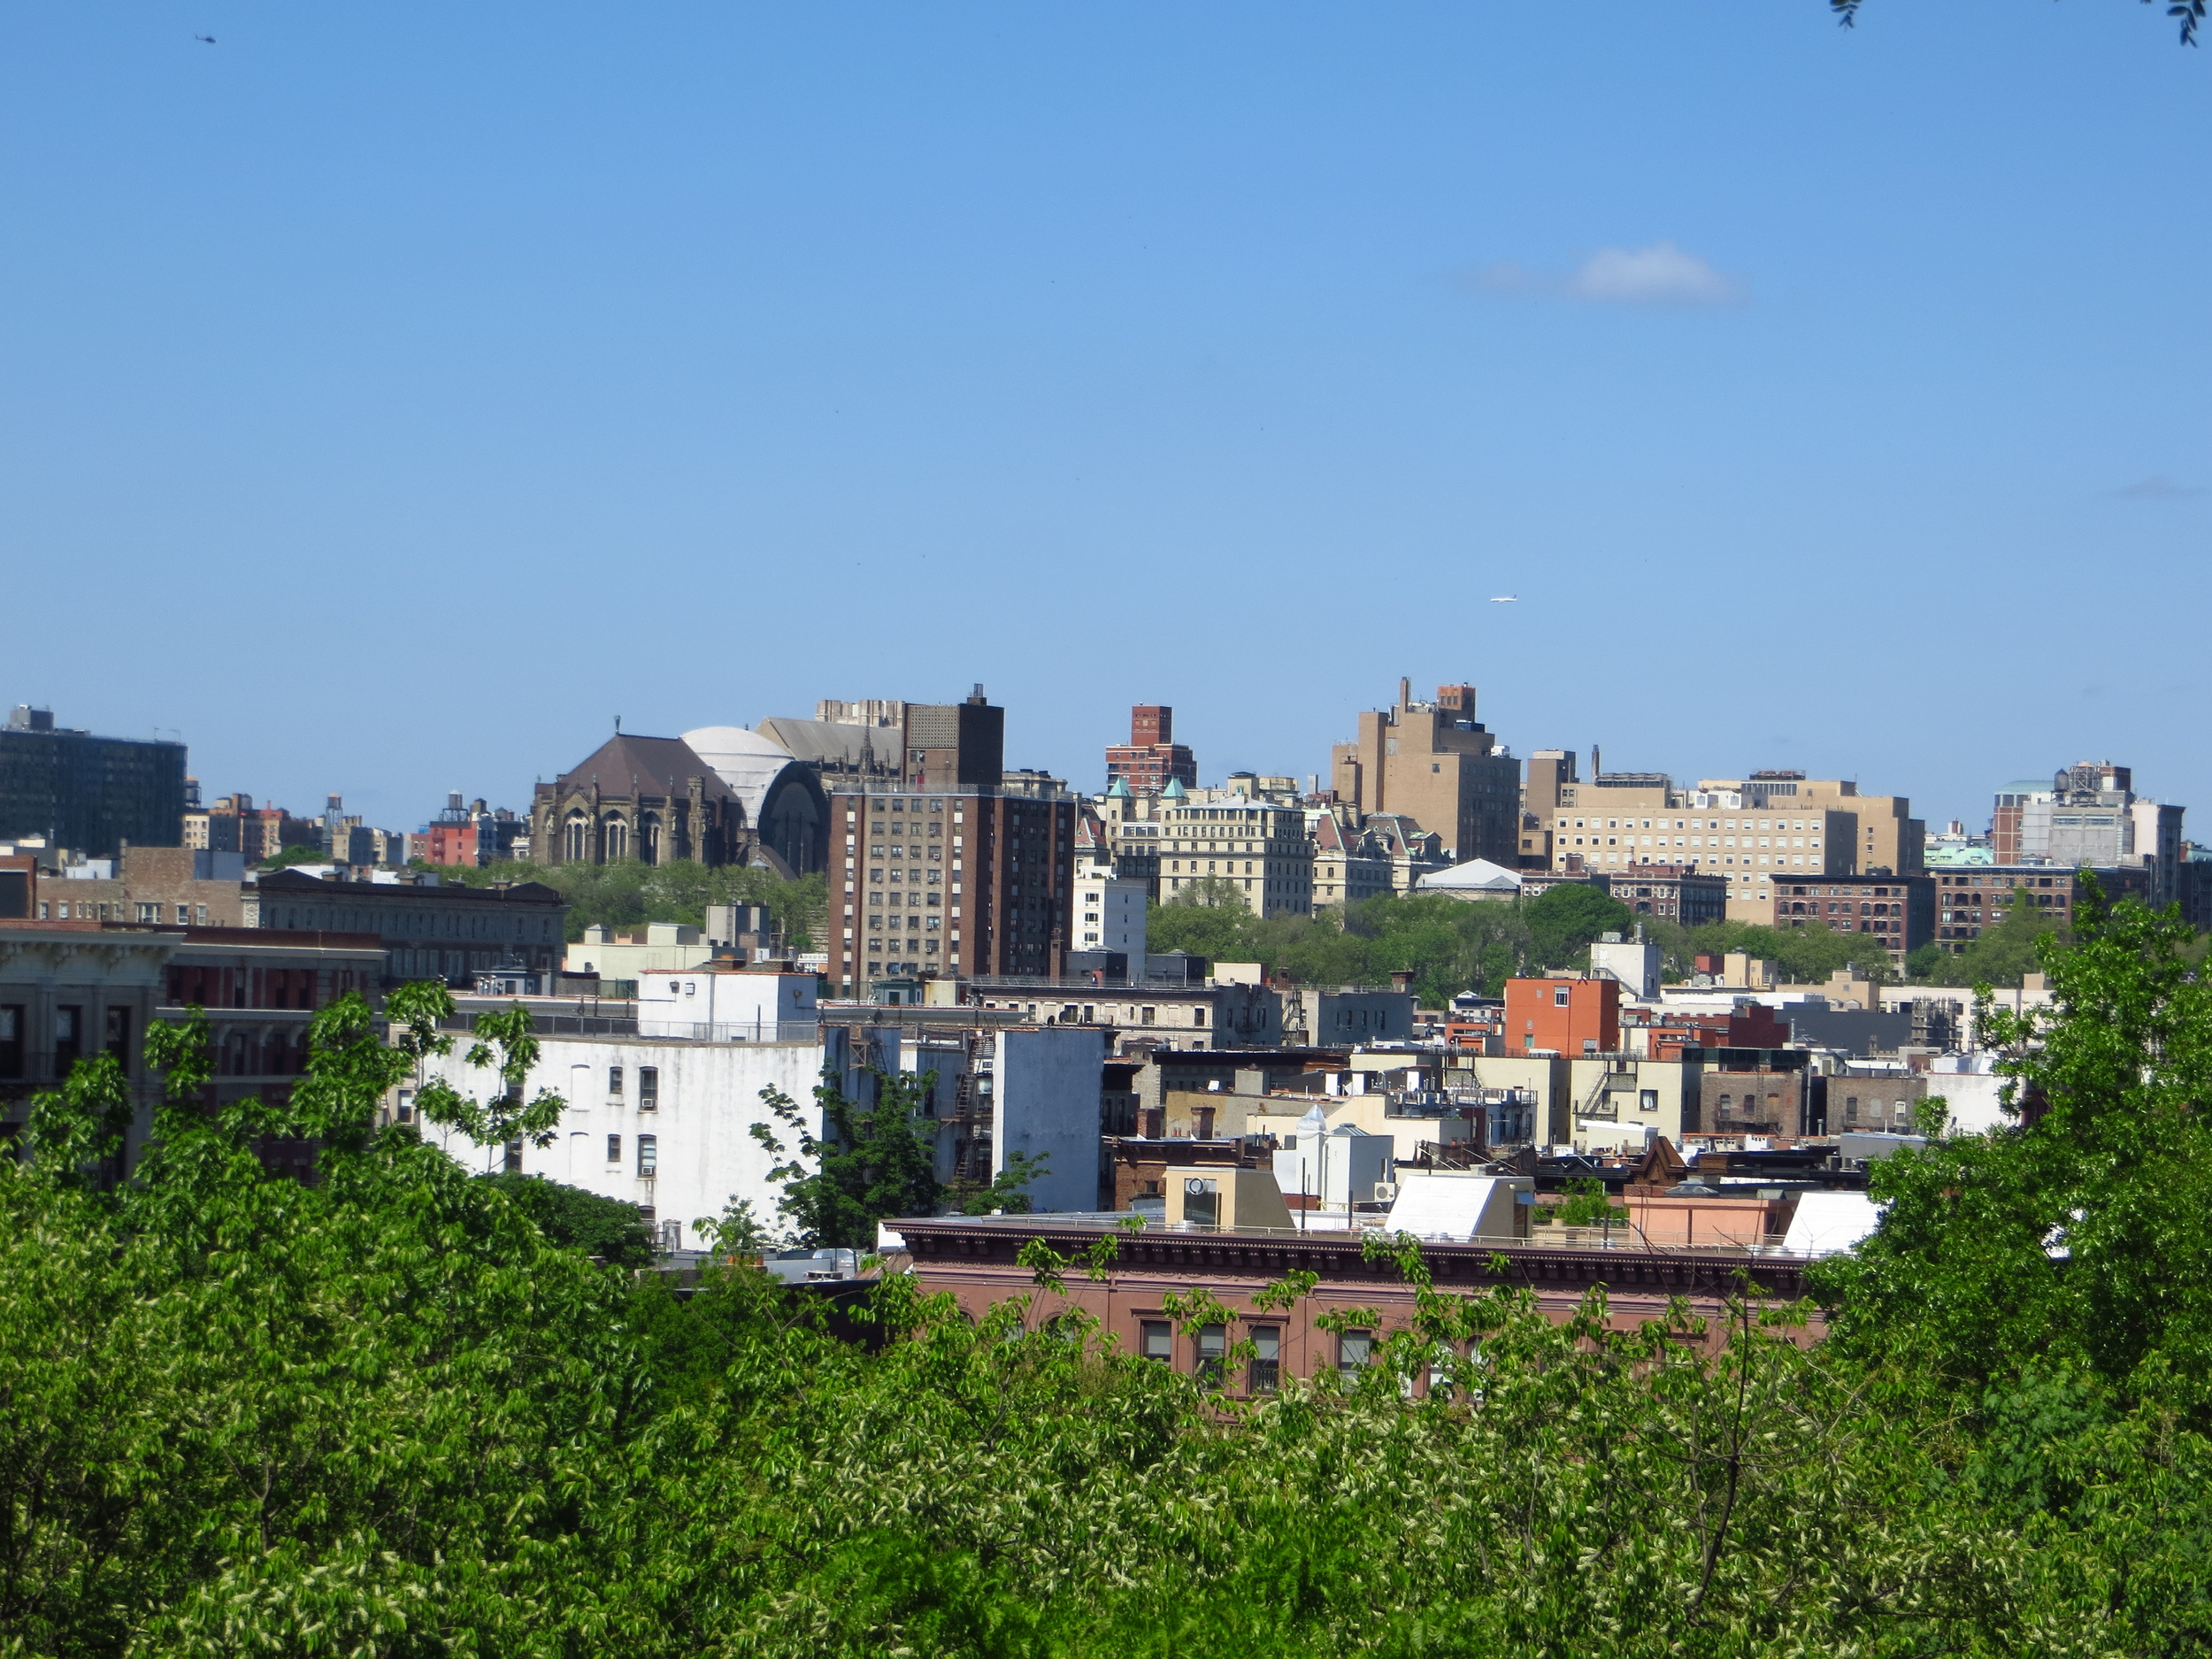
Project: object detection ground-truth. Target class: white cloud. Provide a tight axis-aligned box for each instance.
[1563,242,1744,307]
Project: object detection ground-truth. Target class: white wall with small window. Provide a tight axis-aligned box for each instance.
[1070,868,1148,957]
[413,1024,897,1251]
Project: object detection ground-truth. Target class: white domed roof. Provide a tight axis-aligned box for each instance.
[682,726,798,818]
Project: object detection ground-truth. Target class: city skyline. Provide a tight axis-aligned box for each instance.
[5,4,2206,834]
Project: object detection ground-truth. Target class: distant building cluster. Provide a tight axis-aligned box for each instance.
[2,677,2205,1334]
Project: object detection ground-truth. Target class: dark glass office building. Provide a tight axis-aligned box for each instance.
[0,706,188,858]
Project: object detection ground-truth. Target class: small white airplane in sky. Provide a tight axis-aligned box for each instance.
[1488,595,1517,603]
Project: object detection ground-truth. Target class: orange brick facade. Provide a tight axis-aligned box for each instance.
[1503,976,1620,1056]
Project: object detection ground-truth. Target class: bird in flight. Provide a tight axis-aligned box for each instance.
[1488,595,1518,603]
[195,34,216,44]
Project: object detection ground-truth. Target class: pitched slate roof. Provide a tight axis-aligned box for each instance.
[551,733,737,803]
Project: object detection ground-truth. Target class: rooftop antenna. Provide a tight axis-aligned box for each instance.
[614,715,622,733]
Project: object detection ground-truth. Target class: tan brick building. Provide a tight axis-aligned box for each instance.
[1331,680,1520,865]
[1156,797,1314,918]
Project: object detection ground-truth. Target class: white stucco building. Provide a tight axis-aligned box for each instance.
[411,1006,1111,1240]
[1071,868,1147,958]
[411,1022,876,1248]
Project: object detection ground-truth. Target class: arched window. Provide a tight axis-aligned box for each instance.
[639,814,661,865]
[564,812,588,862]
[603,817,627,861]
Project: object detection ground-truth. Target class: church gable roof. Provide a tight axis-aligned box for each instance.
[552,733,737,804]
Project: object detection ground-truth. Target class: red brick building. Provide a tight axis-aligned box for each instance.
[897,1215,1822,1385]
[1104,705,1197,795]
[1630,1002,1788,1060]
[1767,873,1937,966]
[1929,864,2151,951]
[1603,864,1727,926]
[826,787,1078,995]
[1504,976,1620,1056]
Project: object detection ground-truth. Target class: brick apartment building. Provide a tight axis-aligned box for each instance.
[187,794,320,863]
[1504,976,1621,1056]
[250,868,567,987]
[1,916,389,1186]
[826,787,1078,995]
[1604,864,1728,926]
[1768,873,1936,966]
[31,847,253,928]
[1104,704,1197,795]
[1332,680,1521,866]
[1930,864,2152,950]
[415,793,528,867]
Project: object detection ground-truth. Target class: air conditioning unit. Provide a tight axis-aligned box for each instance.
[1372,1180,1399,1202]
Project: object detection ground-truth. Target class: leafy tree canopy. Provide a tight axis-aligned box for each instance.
[1148,887,1534,1004]
[434,855,827,948]
[483,1171,657,1268]
[10,900,2212,1651]
[1521,881,1636,971]
[751,1064,943,1248]
[258,841,331,870]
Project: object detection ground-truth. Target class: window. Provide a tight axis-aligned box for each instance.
[176,903,190,925]
[636,1133,657,1175]
[0,1005,21,1080]
[639,1067,659,1110]
[1553,987,1570,1007]
[608,1065,623,1096]
[1195,1323,1226,1386]
[1338,1331,1374,1376]
[1141,1320,1173,1363]
[1249,1325,1280,1394]
[606,1133,621,1163]
[135,902,158,924]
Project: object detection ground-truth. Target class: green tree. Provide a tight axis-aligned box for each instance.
[1551,1177,1626,1227]
[403,990,568,1173]
[484,1171,657,1267]
[1814,880,2212,1412]
[751,1064,943,1247]
[957,1149,1051,1216]
[693,1193,780,1257]
[258,842,330,870]
[437,855,827,947]
[1523,881,1636,970]
[1145,880,1255,962]
[1682,918,1896,987]
[1924,885,2065,988]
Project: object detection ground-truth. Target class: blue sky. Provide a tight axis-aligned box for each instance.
[4,3,2205,837]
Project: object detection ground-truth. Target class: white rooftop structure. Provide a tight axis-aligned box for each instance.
[681,726,802,824]
[1382,1171,1532,1241]
[1780,1191,1882,1256]
[1415,857,1522,898]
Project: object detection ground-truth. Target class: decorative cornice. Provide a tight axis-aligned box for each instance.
[895,1217,1811,1302]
